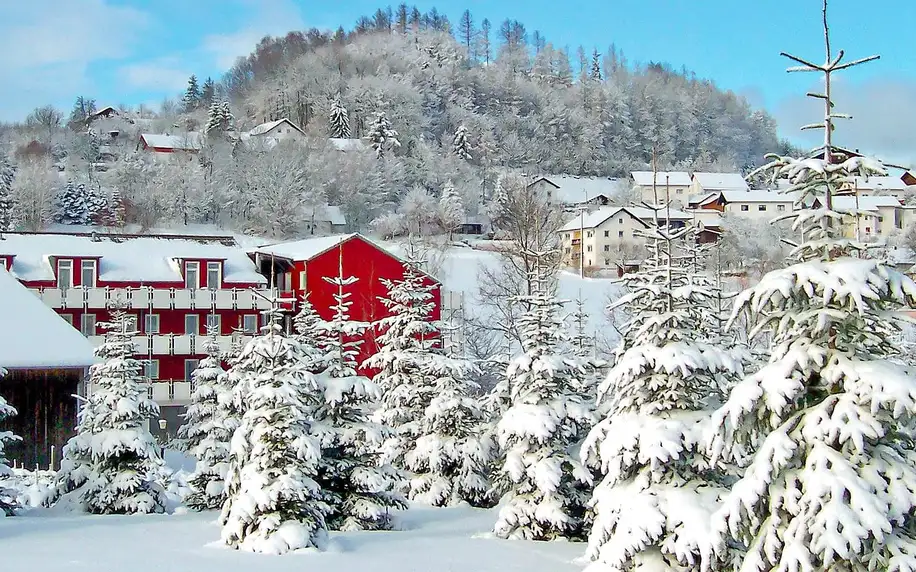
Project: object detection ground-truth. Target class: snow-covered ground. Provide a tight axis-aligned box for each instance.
[0,503,585,571]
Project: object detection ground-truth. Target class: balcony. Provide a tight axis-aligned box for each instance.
[30,286,274,311]
[85,334,254,356]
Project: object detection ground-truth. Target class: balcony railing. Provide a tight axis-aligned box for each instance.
[86,334,255,355]
[28,287,275,311]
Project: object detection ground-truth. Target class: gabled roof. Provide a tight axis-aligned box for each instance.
[248,118,304,137]
[692,172,749,191]
[306,204,347,226]
[631,171,692,187]
[531,174,623,205]
[819,195,902,212]
[559,205,691,232]
[140,132,203,151]
[0,269,95,369]
[0,233,265,285]
[250,234,358,262]
[851,176,908,191]
[329,138,368,152]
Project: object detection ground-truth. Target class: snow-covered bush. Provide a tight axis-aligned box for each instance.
[220,311,327,555]
[0,369,19,516]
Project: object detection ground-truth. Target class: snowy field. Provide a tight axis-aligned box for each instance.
[0,503,584,572]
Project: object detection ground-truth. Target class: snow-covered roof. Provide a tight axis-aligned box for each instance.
[0,269,95,369]
[306,204,347,226]
[825,195,902,211]
[0,233,266,285]
[250,234,358,262]
[684,209,725,226]
[852,176,908,192]
[532,175,623,205]
[719,190,797,203]
[247,118,303,137]
[329,138,368,152]
[559,206,691,232]
[631,171,692,187]
[692,172,750,191]
[140,133,203,151]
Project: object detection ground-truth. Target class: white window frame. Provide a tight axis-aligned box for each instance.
[206,261,221,290]
[81,313,96,336]
[184,314,199,336]
[80,259,97,287]
[206,313,221,333]
[777,204,786,212]
[145,313,160,334]
[0,258,6,271]
[184,359,199,381]
[144,359,159,380]
[758,204,767,211]
[57,259,73,289]
[299,270,307,290]
[740,204,749,212]
[61,314,74,326]
[184,261,199,289]
[242,314,257,334]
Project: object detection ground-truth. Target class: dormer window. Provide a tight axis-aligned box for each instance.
[206,261,221,290]
[57,259,73,289]
[0,258,6,271]
[184,261,199,289]
[80,260,97,287]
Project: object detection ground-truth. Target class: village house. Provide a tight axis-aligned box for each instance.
[630,171,692,205]
[525,175,620,211]
[690,190,797,220]
[244,118,306,144]
[841,176,909,200]
[558,205,692,269]
[138,132,203,160]
[812,195,903,238]
[689,172,750,195]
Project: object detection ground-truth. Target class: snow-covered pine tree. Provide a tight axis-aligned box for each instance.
[329,96,351,139]
[48,311,167,514]
[0,370,20,516]
[452,124,473,161]
[183,75,201,112]
[205,101,223,134]
[0,155,16,232]
[581,218,743,571]
[180,329,230,511]
[706,11,916,569]
[220,309,328,554]
[312,249,405,530]
[293,293,332,371]
[366,107,400,159]
[107,187,126,228]
[438,180,464,241]
[55,180,89,225]
[85,183,107,226]
[219,101,234,132]
[493,249,595,541]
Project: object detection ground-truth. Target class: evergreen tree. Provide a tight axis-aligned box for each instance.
[85,183,107,225]
[219,101,234,132]
[452,124,473,161]
[590,49,602,80]
[180,331,231,511]
[0,372,19,516]
[493,250,595,540]
[68,96,97,127]
[183,75,201,112]
[366,107,400,159]
[55,180,89,225]
[582,221,742,571]
[312,251,405,530]
[205,101,223,134]
[220,309,327,554]
[0,155,16,232]
[293,293,331,363]
[329,96,351,139]
[107,187,126,228]
[438,180,464,241]
[48,311,167,514]
[201,77,216,109]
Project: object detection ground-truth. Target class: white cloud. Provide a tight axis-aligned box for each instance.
[121,58,192,92]
[201,0,305,69]
[774,75,916,168]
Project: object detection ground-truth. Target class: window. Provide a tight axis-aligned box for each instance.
[604,245,610,252]
[587,245,593,252]
[184,314,199,336]
[206,262,221,290]
[604,230,609,237]
[206,314,221,333]
[0,259,6,271]
[586,231,593,238]
[777,204,786,212]
[866,227,872,234]
[80,260,96,287]
[184,261,199,289]
[676,189,683,195]
[879,216,884,222]
[144,360,159,380]
[618,218,623,224]
[740,205,749,212]
[299,270,307,289]
[184,359,199,381]
[242,314,257,334]
[81,314,96,336]
[57,260,73,289]
[145,314,160,334]
[61,314,73,326]
[604,259,610,266]
[758,205,767,211]
[565,233,570,240]
[618,231,624,238]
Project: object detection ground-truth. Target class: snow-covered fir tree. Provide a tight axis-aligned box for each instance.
[452,124,473,161]
[183,75,201,112]
[106,187,126,228]
[581,220,743,572]
[179,330,231,511]
[220,309,328,554]
[205,101,224,134]
[366,107,400,159]
[293,293,331,370]
[438,180,464,241]
[0,370,19,516]
[85,183,107,225]
[0,155,16,232]
[48,311,167,514]
[55,180,89,225]
[312,251,405,530]
[493,250,595,541]
[366,256,493,507]
[329,96,351,139]
[707,12,916,571]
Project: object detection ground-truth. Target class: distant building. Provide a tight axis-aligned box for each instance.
[690,172,750,195]
[842,176,908,200]
[244,118,306,144]
[691,190,796,220]
[303,204,348,235]
[138,132,203,159]
[811,195,903,238]
[525,175,620,210]
[630,171,692,205]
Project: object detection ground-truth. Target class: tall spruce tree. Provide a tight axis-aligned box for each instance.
[201,77,216,109]
[438,180,464,241]
[0,370,19,516]
[452,124,473,161]
[48,311,167,514]
[220,309,328,554]
[366,107,400,159]
[0,155,16,232]
[706,7,916,570]
[493,250,595,540]
[55,180,89,225]
[183,75,201,112]
[329,96,351,139]
[312,249,405,530]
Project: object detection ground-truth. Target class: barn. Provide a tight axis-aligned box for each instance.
[248,234,442,368]
[0,269,95,470]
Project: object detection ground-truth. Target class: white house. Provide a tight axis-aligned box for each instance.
[693,190,797,220]
[690,172,750,195]
[813,195,903,237]
[844,176,908,200]
[558,205,692,269]
[524,175,622,211]
[303,204,348,235]
[631,171,692,205]
[246,118,305,143]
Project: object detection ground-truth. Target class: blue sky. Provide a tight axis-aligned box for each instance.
[2,0,914,162]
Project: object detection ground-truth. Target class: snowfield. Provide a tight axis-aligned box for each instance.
[0,503,585,572]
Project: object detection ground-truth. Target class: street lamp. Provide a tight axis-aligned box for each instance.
[158,418,167,457]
